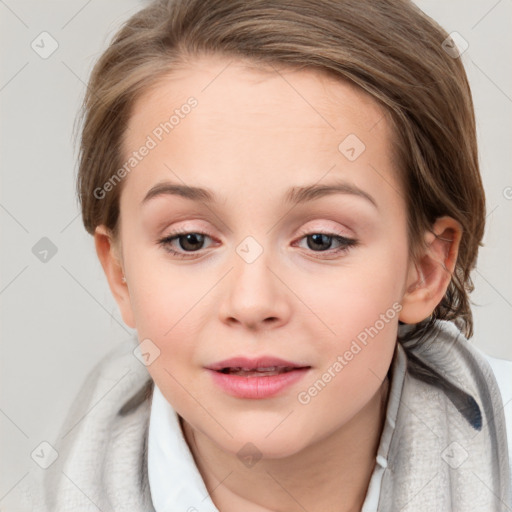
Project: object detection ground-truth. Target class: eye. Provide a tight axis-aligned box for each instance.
[294,231,358,258]
[158,231,214,259]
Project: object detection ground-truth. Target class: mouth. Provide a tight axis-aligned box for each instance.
[217,366,301,377]
[207,356,310,374]
[206,356,311,399]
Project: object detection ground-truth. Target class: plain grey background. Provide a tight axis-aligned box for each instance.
[1,0,511,509]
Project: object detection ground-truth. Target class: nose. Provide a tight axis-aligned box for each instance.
[218,243,291,331]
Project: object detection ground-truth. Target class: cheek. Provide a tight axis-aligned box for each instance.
[128,267,201,349]
[301,238,408,338]
[294,269,402,433]
[293,240,406,399]
[123,244,212,374]
[121,229,192,333]
[126,263,204,407]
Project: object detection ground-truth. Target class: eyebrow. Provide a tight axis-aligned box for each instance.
[142,180,378,209]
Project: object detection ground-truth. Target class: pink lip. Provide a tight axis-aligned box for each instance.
[206,356,311,399]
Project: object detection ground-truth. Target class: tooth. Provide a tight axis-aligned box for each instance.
[217,365,299,376]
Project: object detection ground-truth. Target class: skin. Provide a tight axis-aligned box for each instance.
[95,54,462,512]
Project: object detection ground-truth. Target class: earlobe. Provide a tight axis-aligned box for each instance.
[94,225,136,329]
[399,216,462,324]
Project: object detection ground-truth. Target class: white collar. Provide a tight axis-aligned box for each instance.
[148,382,220,512]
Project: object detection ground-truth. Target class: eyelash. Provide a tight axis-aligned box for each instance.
[157,228,358,260]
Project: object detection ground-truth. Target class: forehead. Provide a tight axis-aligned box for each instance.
[120,54,400,211]
[125,55,389,141]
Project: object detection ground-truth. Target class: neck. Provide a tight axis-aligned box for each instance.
[182,376,390,512]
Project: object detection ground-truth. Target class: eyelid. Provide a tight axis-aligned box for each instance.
[294,222,353,239]
[158,219,353,244]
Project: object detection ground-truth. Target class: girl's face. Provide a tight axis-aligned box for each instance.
[111,55,415,457]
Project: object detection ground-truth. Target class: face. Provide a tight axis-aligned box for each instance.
[112,55,414,458]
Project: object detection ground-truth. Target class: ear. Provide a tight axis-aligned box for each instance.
[399,216,462,324]
[94,225,136,329]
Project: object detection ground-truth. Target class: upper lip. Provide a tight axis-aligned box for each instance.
[206,356,310,372]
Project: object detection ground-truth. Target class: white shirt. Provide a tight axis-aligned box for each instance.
[147,384,218,511]
[147,349,512,512]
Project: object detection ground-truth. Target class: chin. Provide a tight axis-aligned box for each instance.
[210,420,316,461]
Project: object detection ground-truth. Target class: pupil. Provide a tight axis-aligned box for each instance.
[309,233,331,251]
[180,233,204,251]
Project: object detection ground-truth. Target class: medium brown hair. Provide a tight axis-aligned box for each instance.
[76,0,486,340]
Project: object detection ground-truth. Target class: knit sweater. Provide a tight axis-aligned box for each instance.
[30,320,512,511]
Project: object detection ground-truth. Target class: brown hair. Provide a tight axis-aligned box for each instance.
[76,0,485,340]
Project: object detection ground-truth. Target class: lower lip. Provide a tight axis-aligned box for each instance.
[207,368,309,399]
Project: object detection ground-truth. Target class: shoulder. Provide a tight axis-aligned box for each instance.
[481,351,512,401]
[478,349,512,456]
[30,339,154,511]
[400,320,512,475]
[472,344,512,499]
[57,339,152,422]
[60,337,153,439]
